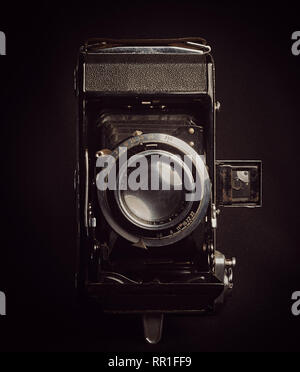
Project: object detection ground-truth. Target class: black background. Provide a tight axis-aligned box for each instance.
[0,0,300,352]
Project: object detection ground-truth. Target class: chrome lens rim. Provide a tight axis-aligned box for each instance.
[97,133,211,247]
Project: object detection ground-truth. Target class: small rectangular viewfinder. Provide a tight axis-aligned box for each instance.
[216,161,262,207]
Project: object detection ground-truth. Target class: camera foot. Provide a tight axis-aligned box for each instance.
[143,313,164,345]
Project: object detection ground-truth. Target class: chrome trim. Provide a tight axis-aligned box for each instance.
[84,149,89,231]
[91,45,211,55]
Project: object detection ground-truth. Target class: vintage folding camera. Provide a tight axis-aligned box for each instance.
[74,38,262,344]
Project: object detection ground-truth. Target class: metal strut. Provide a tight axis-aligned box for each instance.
[143,313,164,345]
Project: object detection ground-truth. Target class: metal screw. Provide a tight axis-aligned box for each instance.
[225,257,237,268]
[189,128,195,135]
[96,149,112,158]
[133,130,143,137]
[189,141,195,147]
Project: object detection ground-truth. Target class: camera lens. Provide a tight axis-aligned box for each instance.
[121,189,184,224]
[116,151,193,230]
[97,133,211,247]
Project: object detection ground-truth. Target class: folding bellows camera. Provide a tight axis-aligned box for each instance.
[74,38,262,344]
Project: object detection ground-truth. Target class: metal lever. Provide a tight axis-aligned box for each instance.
[143,313,164,344]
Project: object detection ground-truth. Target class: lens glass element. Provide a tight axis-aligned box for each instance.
[116,151,193,230]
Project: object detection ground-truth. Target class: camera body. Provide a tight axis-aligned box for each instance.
[75,38,262,343]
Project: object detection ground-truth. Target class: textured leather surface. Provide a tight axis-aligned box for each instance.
[84,54,207,94]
